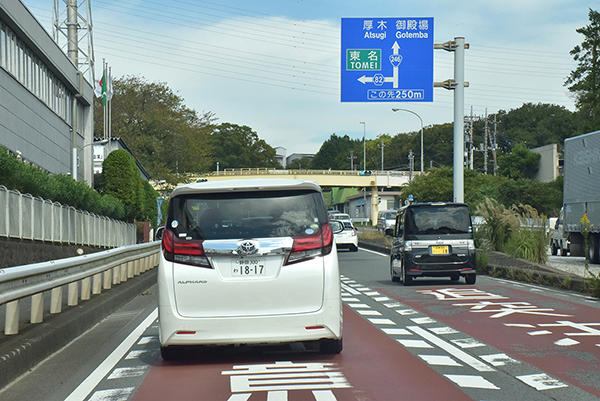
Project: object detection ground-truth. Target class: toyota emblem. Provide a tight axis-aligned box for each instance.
[237,240,258,256]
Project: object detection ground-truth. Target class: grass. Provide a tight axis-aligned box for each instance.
[357,229,393,248]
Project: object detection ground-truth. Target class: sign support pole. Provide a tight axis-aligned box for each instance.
[453,37,465,203]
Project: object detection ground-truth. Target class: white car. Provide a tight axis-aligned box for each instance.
[158,179,343,359]
[331,220,358,252]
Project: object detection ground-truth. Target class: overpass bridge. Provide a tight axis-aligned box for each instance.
[185,169,421,225]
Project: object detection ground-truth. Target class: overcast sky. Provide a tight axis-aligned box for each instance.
[23,0,596,156]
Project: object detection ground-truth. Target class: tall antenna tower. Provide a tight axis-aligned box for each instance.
[52,0,95,85]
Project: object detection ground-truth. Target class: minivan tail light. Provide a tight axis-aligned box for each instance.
[162,230,212,268]
[285,223,333,265]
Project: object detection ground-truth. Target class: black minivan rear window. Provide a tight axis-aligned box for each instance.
[405,205,472,236]
[167,190,326,240]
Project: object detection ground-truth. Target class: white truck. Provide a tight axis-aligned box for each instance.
[551,130,600,263]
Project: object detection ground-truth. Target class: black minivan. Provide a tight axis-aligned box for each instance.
[390,202,476,285]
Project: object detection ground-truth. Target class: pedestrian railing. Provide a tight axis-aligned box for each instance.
[0,185,136,247]
[0,242,160,335]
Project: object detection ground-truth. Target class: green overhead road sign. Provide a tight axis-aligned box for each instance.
[346,49,381,71]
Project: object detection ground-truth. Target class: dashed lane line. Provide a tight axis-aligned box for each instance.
[64,308,157,401]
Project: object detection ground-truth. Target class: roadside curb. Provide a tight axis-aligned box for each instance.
[0,270,157,390]
[358,240,594,297]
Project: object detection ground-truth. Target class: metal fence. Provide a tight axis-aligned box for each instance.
[0,185,136,247]
[0,242,159,335]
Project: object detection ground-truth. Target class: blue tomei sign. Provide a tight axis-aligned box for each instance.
[341,17,434,102]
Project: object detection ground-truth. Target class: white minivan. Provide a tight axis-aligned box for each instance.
[158,179,343,359]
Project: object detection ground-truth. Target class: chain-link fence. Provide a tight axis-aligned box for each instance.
[0,186,135,247]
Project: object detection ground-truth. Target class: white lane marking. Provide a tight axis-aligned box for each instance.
[407,326,495,372]
[347,303,370,309]
[596,344,600,348]
[428,327,458,335]
[348,283,363,288]
[396,339,434,348]
[504,323,535,328]
[480,353,520,367]
[450,338,486,349]
[137,336,155,345]
[410,317,436,325]
[107,366,147,379]
[395,309,418,316]
[342,297,360,302]
[356,310,382,316]
[88,387,135,401]
[313,390,337,401]
[444,375,500,390]
[373,296,391,302]
[516,373,568,390]
[64,308,158,401]
[227,394,251,401]
[266,390,286,400]
[359,247,388,257]
[356,287,370,292]
[363,291,380,296]
[528,330,552,336]
[368,318,396,325]
[381,328,412,335]
[418,354,462,366]
[554,338,580,346]
[383,302,403,308]
[341,284,361,295]
[125,350,146,360]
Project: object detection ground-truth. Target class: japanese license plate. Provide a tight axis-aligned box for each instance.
[431,246,449,255]
[232,258,266,276]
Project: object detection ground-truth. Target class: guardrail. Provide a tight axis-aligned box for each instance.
[0,242,160,335]
[0,185,136,247]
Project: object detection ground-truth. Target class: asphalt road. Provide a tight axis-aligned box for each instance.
[1,247,599,401]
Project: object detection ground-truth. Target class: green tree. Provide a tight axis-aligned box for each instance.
[497,143,540,179]
[287,156,314,169]
[565,9,600,129]
[101,150,140,222]
[209,123,279,169]
[94,76,214,181]
[311,134,362,170]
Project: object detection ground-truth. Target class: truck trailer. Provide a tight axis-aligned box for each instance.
[555,130,600,263]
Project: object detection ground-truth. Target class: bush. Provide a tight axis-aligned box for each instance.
[101,150,140,222]
[0,147,126,220]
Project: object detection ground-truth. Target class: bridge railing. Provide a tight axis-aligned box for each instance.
[209,168,413,177]
[0,185,136,247]
[0,242,160,335]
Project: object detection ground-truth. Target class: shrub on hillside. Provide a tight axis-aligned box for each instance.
[0,148,126,220]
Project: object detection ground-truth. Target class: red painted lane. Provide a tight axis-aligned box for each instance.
[380,284,600,398]
[132,305,472,401]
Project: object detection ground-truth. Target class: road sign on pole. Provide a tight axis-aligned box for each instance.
[341,17,434,102]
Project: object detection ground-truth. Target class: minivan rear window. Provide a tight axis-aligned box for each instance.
[168,190,326,240]
[405,205,471,236]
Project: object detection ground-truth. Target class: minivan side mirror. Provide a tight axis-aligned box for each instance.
[155,226,165,240]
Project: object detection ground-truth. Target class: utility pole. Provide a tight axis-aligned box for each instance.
[408,151,414,181]
[379,139,385,171]
[492,114,498,175]
[484,108,489,174]
[360,122,366,171]
[348,150,357,170]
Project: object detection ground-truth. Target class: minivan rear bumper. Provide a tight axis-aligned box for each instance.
[405,253,475,277]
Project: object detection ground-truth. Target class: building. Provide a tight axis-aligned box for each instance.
[274,146,286,168]
[286,153,314,167]
[0,1,94,184]
[345,191,403,222]
[93,137,151,181]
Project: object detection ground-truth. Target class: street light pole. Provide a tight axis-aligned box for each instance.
[392,108,424,174]
[359,121,366,171]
